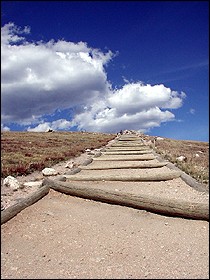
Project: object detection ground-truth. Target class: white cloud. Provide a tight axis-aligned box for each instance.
[107,83,185,116]
[1,22,30,45]
[1,23,186,134]
[50,119,73,130]
[190,108,195,114]
[27,122,51,132]
[69,82,185,133]
[1,124,10,131]
[70,104,175,133]
[1,22,113,125]
[27,119,72,132]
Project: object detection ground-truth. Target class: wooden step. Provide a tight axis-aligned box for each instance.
[102,150,152,155]
[64,170,182,181]
[93,154,156,161]
[80,160,168,170]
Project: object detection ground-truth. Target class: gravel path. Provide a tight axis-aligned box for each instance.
[1,190,209,279]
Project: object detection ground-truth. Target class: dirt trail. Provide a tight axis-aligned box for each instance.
[1,134,209,279]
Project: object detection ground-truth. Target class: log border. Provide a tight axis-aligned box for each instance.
[1,174,208,225]
[153,150,209,193]
[1,185,50,225]
[42,178,209,221]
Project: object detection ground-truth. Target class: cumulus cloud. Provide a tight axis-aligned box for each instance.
[1,22,30,45]
[1,22,113,125]
[2,23,186,133]
[68,82,185,133]
[107,83,185,116]
[27,119,72,132]
[1,124,10,132]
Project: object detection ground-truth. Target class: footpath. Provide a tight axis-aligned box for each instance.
[1,134,209,279]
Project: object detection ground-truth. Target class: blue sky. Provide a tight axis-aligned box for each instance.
[1,1,209,141]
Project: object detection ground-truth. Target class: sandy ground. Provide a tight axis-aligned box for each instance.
[1,189,209,279]
[1,137,209,279]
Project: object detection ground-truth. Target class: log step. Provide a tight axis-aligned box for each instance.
[111,144,147,147]
[64,170,182,181]
[93,154,156,161]
[118,138,141,141]
[102,150,152,155]
[105,147,149,151]
[80,161,169,170]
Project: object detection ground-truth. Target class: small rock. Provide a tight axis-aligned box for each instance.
[3,176,20,191]
[176,156,186,162]
[44,211,54,216]
[87,151,95,155]
[65,161,77,169]
[42,168,58,176]
[23,181,43,188]
[144,271,150,277]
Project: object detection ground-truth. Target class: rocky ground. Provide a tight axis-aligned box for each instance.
[1,146,107,211]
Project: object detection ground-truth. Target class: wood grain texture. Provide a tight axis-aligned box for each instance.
[42,178,209,221]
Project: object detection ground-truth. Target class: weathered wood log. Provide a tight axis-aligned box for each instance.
[105,147,149,151]
[102,150,152,155]
[111,144,147,147]
[80,161,169,170]
[166,162,209,193]
[64,170,182,181]
[116,141,142,144]
[65,167,81,175]
[42,178,209,221]
[93,152,102,157]
[1,185,50,225]
[93,154,156,161]
[80,158,93,166]
[118,140,141,142]
[118,135,140,141]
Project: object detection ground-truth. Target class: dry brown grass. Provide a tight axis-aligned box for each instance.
[145,136,209,188]
[1,131,209,189]
[1,131,116,178]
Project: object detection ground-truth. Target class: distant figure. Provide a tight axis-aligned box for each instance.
[120,130,123,135]
[46,129,54,132]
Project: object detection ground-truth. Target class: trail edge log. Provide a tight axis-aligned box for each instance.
[42,178,209,221]
[1,185,50,225]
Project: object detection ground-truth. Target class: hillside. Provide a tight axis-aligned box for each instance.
[1,131,209,188]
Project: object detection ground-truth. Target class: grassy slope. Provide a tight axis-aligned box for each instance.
[148,136,209,187]
[1,131,116,177]
[1,131,209,188]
